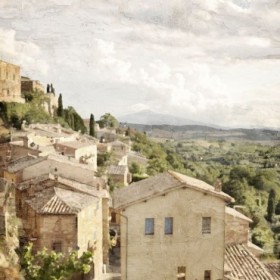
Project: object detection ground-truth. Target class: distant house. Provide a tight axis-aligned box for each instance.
[113,170,233,280]
[21,76,45,93]
[107,165,131,187]
[55,140,97,170]
[97,128,117,143]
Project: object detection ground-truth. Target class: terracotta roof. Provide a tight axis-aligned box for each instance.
[264,262,280,280]
[113,170,233,209]
[26,187,98,214]
[225,244,274,280]
[226,207,253,223]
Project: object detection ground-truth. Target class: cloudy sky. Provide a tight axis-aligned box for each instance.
[0,0,280,128]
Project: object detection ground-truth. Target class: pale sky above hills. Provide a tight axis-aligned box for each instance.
[0,0,280,128]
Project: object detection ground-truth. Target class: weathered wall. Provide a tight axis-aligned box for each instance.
[21,80,44,93]
[120,187,226,280]
[75,145,97,170]
[38,214,77,253]
[77,199,103,279]
[0,60,24,103]
[225,213,250,245]
[102,198,110,266]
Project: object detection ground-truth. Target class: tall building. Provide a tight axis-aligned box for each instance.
[0,60,24,103]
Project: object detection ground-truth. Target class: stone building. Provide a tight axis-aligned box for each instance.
[107,165,131,187]
[21,76,44,93]
[55,140,97,171]
[224,207,274,279]
[113,170,233,280]
[15,175,106,279]
[0,60,24,103]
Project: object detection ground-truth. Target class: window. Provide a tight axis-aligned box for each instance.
[204,270,211,280]
[52,241,62,252]
[111,211,117,223]
[177,266,186,280]
[202,217,211,234]
[165,217,173,235]
[145,218,154,235]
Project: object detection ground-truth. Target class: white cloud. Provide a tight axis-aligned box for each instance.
[0,1,279,127]
[0,27,49,76]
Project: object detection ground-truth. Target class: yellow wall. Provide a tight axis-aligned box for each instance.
[77,199,103,279]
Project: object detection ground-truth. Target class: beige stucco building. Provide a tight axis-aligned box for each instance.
[114,171,233,280]
[0,60,24,103]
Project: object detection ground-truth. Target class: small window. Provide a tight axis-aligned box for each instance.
[204,270,211,280]
[52,241,62,252]
[202,217,211,234]
[145,218,154,235]
[165,217,173,235]
[177,266,186,280]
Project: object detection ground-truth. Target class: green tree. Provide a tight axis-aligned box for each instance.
[57,94,64,117]
[275,201,280,215]
[20,243,93,280]
[89,113,95,137]
[98,113,119,128]
[267,189,276,222]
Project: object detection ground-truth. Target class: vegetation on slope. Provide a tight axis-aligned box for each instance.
[0,91,87,137]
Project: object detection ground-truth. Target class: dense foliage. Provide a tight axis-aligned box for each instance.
[20,243,93,280]
[98,113,119,128]
[0,91,87,134]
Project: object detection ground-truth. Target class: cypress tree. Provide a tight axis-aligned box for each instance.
[57,94,64,117]
[267,189,276,222]
[89,114,95,137]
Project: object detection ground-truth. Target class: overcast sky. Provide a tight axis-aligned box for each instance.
[0,0,280,128]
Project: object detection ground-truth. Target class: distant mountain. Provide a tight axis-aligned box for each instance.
[118,110,218,127]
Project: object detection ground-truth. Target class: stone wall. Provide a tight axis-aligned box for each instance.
[0,60,24,103]
[225,212,250,245]
[78,200,103,279]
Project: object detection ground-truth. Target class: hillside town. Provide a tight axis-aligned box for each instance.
[0,59,279,280]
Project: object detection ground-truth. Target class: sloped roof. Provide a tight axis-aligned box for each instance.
[226,207,253,223]
[16,174,108,198]
[56,140,96,149]
[7,156,45,173]
[225,244,274,280]
[113,170,233,209]
[107,165,127,175]
[264,262,280,280]
[26,187,98,214]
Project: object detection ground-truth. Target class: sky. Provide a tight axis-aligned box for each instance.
[0,0,280,128]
